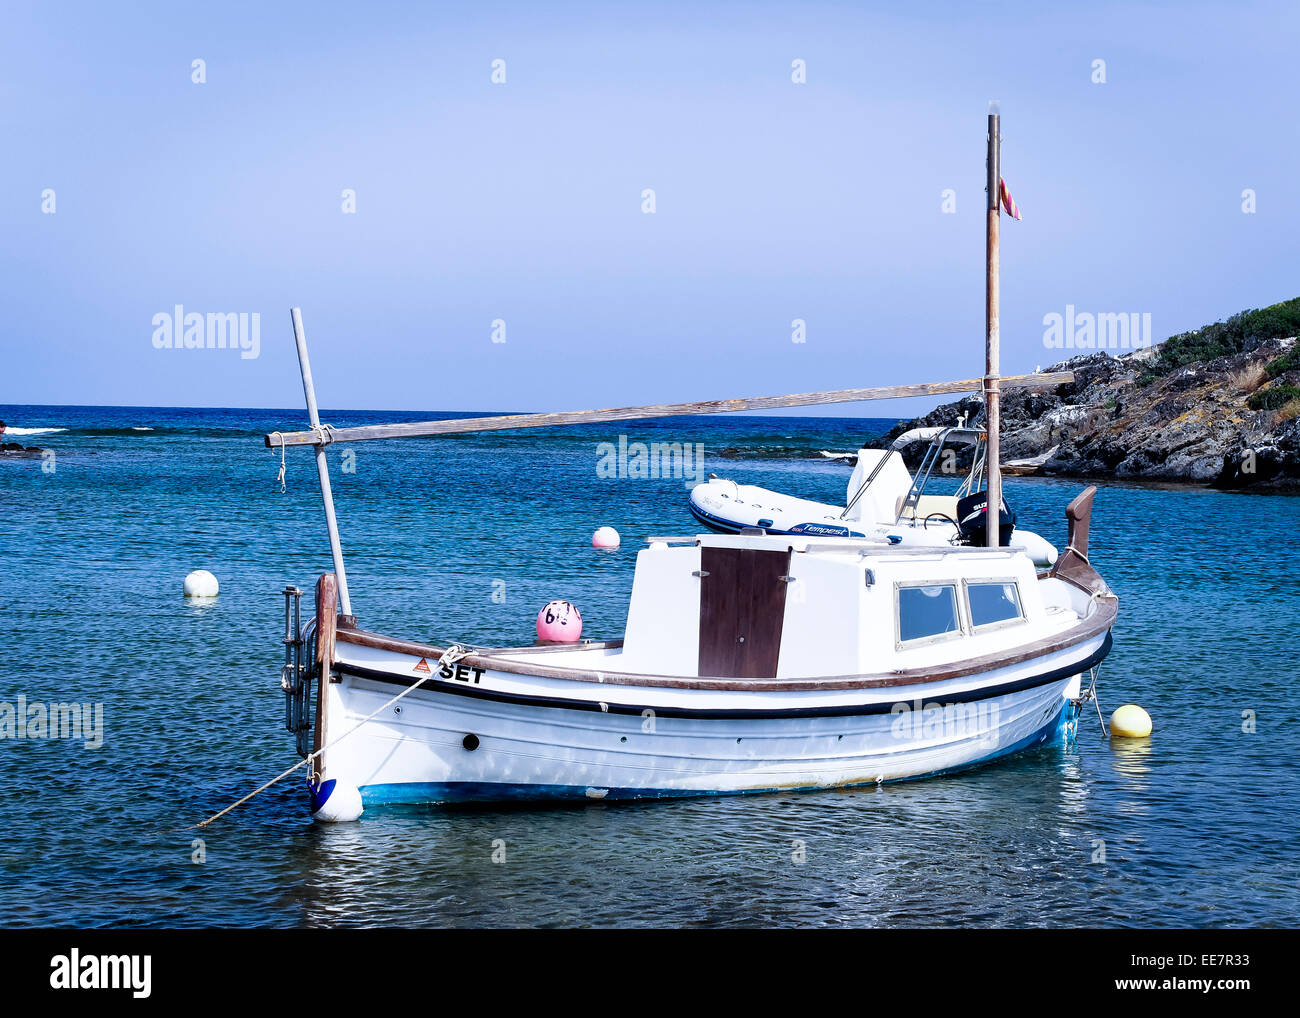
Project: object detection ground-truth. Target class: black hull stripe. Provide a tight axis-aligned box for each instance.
[334,632,1111,721]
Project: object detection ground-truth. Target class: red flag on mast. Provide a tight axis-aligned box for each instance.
[999,177,1021,220]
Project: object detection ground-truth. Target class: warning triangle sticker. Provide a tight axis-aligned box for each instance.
[413,657,431,674]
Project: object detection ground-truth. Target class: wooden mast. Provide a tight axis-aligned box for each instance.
[263,369,1071,448]
[985,102,1003,548]
[289,308,353,616]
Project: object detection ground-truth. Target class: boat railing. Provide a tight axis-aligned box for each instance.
[641,534,1025,560]
[796,542,1022,560]
[894,426,987,524]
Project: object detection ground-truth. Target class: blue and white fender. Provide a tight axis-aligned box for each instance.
[310,776,364,822]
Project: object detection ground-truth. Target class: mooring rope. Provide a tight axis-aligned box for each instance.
[1074,663,1109,738]
[269,424,338,492]
[193,643,471,828]
[1063,544,1091,565]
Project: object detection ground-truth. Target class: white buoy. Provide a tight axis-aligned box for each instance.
[1109,704,1152,738]
[592,526,620,549]
[311,777,363,822]
[183,569,219,598]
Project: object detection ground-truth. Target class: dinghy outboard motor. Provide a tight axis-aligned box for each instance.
[956,490,1016,546]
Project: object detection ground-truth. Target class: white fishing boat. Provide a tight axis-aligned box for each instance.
[286,496,1111,818]
[689,425,1061,566]
[269,348,1112,819]
[258,107,1117,821]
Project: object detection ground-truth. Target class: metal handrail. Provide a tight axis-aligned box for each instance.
[895,426,990,524]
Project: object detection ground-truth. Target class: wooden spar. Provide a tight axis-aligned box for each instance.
[263,369,1072,448]
[290,308,353,616]
[985,103,1003,549]
[312,572,338,767]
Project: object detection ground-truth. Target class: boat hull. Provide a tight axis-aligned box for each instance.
[358,700,1076,804]
[317,637,1101,806]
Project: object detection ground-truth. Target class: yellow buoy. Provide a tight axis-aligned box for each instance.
[1109,704,1152,738]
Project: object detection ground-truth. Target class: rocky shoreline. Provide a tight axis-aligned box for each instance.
[878,298,1300,493]
[0,421,49,458]
[0,442,46,457]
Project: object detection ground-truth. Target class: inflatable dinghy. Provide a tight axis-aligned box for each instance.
[688,426,1059,567]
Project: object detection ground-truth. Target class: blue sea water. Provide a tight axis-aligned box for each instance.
[0,404,1296,928]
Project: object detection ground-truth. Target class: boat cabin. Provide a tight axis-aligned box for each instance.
[611,532,1055,680]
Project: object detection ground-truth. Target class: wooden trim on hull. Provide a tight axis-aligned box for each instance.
[336,621,626,658]
[334,632,1110,719]
[332,593,1115,693]
[317,491,1117,695]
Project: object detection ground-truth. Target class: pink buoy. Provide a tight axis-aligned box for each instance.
[592,526,620,550]
[537,600,583,642]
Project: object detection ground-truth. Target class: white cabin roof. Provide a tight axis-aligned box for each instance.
[618,532,1056,679]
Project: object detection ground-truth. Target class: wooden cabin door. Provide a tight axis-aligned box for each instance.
[697,546,791,678]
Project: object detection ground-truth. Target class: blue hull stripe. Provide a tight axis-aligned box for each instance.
[688,501,867,539]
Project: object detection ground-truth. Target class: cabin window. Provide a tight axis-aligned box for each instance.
[897,584,961,644]
[966,581,1023,629]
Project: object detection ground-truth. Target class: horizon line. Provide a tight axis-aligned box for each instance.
[0,400,914,420]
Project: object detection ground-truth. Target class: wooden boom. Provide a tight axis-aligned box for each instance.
[264,370,1073,448]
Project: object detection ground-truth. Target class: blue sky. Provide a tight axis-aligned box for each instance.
[1,1,1296,417]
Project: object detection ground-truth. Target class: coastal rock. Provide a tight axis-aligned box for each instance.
[1215,414,1300,490]
[875,298,1300,491]
[0,441,46,458]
